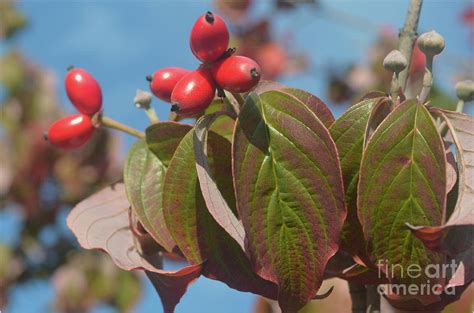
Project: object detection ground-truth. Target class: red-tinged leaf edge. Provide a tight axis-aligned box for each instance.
[249,80,335,128]
[66,183,204,313]
[407,109,474,257]
[358,99,447,283]
[193,111,246,250]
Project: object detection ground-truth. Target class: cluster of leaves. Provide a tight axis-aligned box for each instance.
[0,2,141,311]
[68,76,473,312]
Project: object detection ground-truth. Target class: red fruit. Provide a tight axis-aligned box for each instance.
[211,55,261,93]
[170,68,216,116]
[65,67,102,115]
[190,11,229,63]
[147,67,190,102]
[46,114,94,149]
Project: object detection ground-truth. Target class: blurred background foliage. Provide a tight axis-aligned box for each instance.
[1,0,473,312]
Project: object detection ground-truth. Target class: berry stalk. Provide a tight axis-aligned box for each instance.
[99,115,145,139]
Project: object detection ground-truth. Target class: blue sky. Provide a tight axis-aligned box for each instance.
[2,0,472,312]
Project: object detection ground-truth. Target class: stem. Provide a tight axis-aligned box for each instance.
[418,55,433,103]
[100,116,145,139]
[366,285,381,313]
[397,0,423,90]
[223,91,240,116]
[456,99,465,113]
[390,73,401,100]
[144,107,159,124]
[349,282,367,313]
[231,92,245,109]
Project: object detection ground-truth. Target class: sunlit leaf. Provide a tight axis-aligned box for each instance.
[233,91,346,311]
[358,99,446,283]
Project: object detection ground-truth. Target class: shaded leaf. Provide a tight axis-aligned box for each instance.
[358,99,446,283]
[363,97,392,147]
[329,97,383,260]
[66,183,203,313]
[163,129,278,299]
[194,112,245,250]
[124,141,175,252]
[233,91,346,311]
[408,110,474,256]
[146,121,193,167]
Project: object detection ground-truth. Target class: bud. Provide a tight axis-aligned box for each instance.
[383,49,407,74]
[134,89,152,109]
[455,80,474,102]
[417,31,445,56]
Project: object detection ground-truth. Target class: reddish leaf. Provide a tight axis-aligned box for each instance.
[194,112,246,250]
[163,128,278,299]
[251,81,335,128]
[233,91,346,312]
[408,110,474,256]
[358,100,446,283]
[279,87,335,128]
[66,183,203,313]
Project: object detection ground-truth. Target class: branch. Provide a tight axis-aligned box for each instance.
[397,0,423,90]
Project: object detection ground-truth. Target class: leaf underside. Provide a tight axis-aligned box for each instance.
[233,91,346,311]
[66,183,203,313]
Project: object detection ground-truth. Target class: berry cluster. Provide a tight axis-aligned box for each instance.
[148,11,261,116]
[46,67,103,149]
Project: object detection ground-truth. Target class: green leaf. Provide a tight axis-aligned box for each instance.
[194,112,245,249]
[358,99,446,282]
[124,122,191,252]
[163,128,278,299]
[233,91,346,311]
[329,97,381,259]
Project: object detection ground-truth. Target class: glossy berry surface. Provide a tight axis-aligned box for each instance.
[47,114,94,149]
[170,68,216,116]
[190,12,229,63]
[211,55,261,93]
[65,67,103,115]
[148,67,190,102]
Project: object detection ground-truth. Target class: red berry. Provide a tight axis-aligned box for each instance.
[211,56,261,93]
[170,68,216,116]
[147,67,190,102]
[190,12,229,63]
[65,67,102,115]
[46,114,94,149]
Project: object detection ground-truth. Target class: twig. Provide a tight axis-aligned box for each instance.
[397,0,423,90]
[100,116,145,139]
